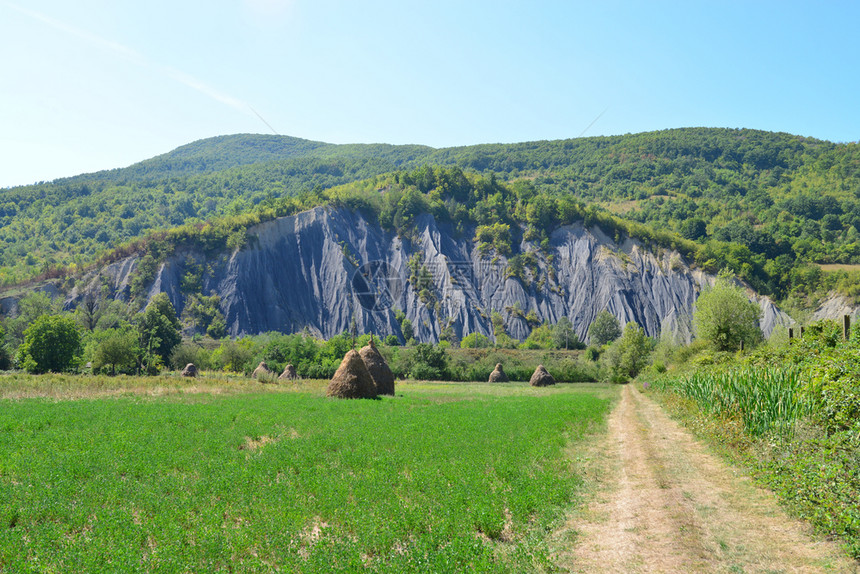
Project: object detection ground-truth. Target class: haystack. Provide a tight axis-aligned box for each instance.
[529,364,555,387]
[488,363,509,383]
[359,338,395,395]
[181,363,198,377]
[279,363,299,381]
[252,361,273,379]
[327,350,377,399]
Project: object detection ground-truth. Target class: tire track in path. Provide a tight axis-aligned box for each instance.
[553,384,857,573]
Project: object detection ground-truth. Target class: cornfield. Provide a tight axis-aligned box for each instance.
[657,367,811,437]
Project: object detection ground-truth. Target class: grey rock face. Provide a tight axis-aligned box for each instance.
[66,206,790,342]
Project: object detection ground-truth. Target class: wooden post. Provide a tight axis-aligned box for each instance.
[844,315,851,341]
[788,327,794,344]
[739,340,744,352]
[800,326,805,338]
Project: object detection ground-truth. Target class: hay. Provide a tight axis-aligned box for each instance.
[488,363,509,383]
[326,350,377,399]
[529,364,555,387]
[252,361,273,379]
[181,363,198,377]
[359,338,395,395]
[279,363,299,381]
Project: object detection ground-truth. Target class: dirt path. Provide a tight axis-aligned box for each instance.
[553,384,857,573]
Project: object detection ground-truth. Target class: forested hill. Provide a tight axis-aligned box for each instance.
[2,128,859,305]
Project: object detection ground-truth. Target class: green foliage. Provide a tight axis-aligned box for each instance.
[587,310,621,346]
[602,322,652,382]
[183,294,225,337]
[18,314,81,373]
[91,328,139,375]
[409,343,450,380]
[474,222,512,255]
[693,276,763,351]
[552,316,581,350]
[519,323,555,350]
[137,294,181,367]
[460,332,492,349]
[5,291,62,347]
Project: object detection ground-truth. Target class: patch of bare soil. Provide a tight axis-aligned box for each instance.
[553,384,857,573]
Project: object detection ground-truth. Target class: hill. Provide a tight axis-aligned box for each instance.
[2,128,860,307]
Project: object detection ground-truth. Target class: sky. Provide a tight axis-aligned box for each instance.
[1,0,859,188]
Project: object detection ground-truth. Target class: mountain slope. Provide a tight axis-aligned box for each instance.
[67,205,790,343]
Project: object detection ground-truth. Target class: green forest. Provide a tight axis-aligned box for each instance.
[2,128,860,307]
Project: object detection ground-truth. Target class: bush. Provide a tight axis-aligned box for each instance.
[170,342,212,371]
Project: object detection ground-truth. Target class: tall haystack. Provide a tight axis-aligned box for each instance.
[488,363,509,383]
[327,350,377,399]
[279,363,299,381]
[359,337,395,395]
[252,361,273,379]
[529,364,555,387]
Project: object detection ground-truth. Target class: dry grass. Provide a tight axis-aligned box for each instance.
[818,263,860,272]
[0,371,331,400]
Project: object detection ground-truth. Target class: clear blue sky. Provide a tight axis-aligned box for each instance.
[2,0,858,188]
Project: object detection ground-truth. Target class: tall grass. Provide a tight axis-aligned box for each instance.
[653,367,811,437]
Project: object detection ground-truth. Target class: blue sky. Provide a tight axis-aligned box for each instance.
[2,0,858,188]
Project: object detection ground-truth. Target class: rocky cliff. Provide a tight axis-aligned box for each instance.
[67,206,792,343]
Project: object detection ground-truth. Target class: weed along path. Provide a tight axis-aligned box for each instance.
[554,384,857,573]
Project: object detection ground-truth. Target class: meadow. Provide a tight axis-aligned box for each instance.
[0,376,613,573]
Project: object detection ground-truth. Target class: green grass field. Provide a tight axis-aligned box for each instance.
[0,377,613,573]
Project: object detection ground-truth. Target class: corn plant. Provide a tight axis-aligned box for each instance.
[657,366,811,437]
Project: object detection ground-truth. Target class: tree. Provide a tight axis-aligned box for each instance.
[18,315,81,373]
[588,311,622,346]
[602,322,651,382]
[138,294,182,366]
[92,329,139,375]
[552,317,581,350]
[7,291,61,347]
[460,332,492,349]
[680,217,707,240]
[693,276,762,351]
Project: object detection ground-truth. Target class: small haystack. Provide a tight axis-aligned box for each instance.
[279,363,299,381]
[359,337,395,395]
[529,364,555,387]
[252,361,273,379]
[488,363,509,383]
[327,350,377,399]
[181,363,198,377]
